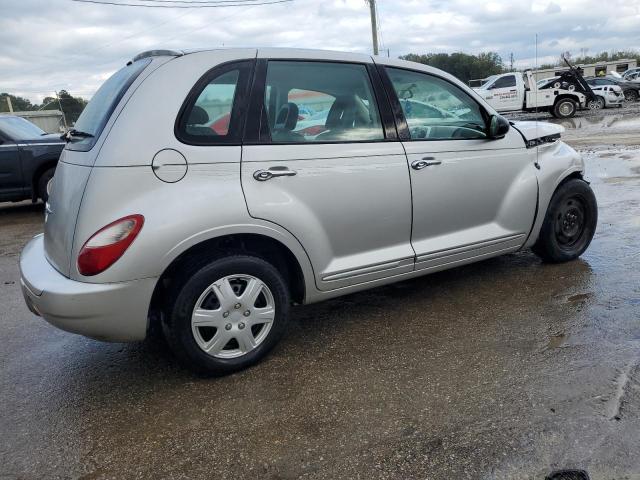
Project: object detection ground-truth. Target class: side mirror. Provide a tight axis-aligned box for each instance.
[488,114,510,139]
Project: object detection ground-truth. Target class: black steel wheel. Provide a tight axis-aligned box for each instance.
[533,178,597,263]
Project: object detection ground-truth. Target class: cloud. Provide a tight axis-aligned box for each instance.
[0,0,638,102]
[545,2,562,14]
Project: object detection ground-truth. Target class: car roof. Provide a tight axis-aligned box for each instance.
[133,47,374,63]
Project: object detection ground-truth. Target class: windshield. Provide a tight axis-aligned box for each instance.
[68,58,151,151]
[0,116,46,140]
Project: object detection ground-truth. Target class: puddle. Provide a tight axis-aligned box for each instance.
[549,114,640,131]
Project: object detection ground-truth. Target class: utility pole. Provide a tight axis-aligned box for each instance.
[55,91,68,129]
[365,0,379,56]
[6,96,13,113]
[509,52,514,71]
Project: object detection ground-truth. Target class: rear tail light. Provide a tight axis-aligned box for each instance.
[77,215,144,276]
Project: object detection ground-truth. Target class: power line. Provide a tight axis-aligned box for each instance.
[127,0,275,3]
[71,0,293,7]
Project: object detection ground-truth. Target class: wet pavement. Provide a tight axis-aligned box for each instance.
[1,108,640,479]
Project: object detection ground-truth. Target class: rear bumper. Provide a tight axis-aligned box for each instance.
[20,234,157,342]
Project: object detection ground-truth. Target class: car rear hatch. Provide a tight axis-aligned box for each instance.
[44,52,178,277]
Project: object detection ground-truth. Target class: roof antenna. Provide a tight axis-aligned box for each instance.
[534,33,541,170]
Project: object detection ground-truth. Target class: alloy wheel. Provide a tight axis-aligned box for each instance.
[588,98,604,110]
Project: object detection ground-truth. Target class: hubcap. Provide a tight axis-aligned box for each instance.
[554,196,586,248]
[191,275,275,359]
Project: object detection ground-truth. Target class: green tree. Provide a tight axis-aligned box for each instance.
[0,93,36,112]
[39,90,88,124]
[400,52,504,83]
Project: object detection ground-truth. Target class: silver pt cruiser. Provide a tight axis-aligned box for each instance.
[20,48,597,375]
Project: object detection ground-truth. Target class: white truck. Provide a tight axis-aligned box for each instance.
[473,70,588,118]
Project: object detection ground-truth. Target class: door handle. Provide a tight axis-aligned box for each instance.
[411,158,442,170]
[253,167,297,181]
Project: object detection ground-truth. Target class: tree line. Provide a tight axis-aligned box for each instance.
[0,90,88,124]
[539,49,640,70]
[400,49,640,83]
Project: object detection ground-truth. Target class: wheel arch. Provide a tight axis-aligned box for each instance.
[147,231,311,335]
[30,158,58,200]
[524,147,585,250]
[554,94,581,107]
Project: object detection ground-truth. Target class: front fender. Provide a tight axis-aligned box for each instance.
[524,140,585,248]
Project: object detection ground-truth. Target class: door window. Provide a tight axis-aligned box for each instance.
[490,75,517,89]
[176,61,251,145]
[385,67,487,140]
[263,61,385,143]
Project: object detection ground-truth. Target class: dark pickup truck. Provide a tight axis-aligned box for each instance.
[0,115,64,203]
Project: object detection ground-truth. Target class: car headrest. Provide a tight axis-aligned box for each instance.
[274,103,299,131]
[188,106,209,125]
[325,95,370,130]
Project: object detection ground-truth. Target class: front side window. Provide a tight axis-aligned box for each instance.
[491,75,517,89]
[263,61,385,143]
[176,61,252,145]
[385,67,487,140]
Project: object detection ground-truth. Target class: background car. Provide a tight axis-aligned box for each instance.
[586,76,640,102]
[0,115,64,203]
[621,67,640,78]
[623,71,640,83]
[587,84,624,108]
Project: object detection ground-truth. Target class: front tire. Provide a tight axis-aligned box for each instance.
[532,178,597,263]
[164,255,291,375]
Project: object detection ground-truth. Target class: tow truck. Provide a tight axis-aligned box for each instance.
[473,69,589,118]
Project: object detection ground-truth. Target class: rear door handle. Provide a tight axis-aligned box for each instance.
[253,167,297,181]
[411,157,442,170]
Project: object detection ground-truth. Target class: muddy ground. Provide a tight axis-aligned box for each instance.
[1,105,639,479]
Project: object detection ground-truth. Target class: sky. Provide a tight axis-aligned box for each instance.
[1,0,639,103]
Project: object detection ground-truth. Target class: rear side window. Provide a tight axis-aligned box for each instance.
[176,61,253,145]
[262,61,385,143]
[68,58,151,152]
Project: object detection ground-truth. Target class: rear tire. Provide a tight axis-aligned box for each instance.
[37,167,55,203]
[553,98,577,118]
[164,255,290,376]
[624,90,638,102]
[532,178,597,263]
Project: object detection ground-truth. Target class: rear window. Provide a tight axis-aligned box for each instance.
[67,58,151,151]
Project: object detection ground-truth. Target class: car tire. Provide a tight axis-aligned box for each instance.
[624,90,638,102]
[164,255,291,376]
[588,97,605,110]
[37,167,55,203]
[532,178,597,263]
[553,98,577,118]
